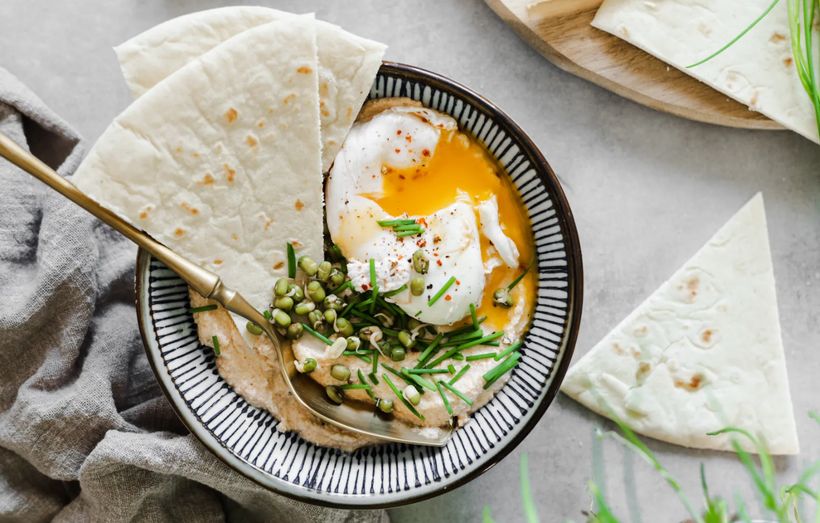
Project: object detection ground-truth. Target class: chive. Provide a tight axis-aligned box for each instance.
[466,352,497,361]
[190,304,218,313]
[211,335,221,356]
[401,369,436,391]
[358,369,376,400]
[435,380,453,416]
[340,383,371,390]
[449,364,471,385]
[405,368,449,375]
[687,0,781,68]
[452,353,465,361]
[456,330,505,351]
[369,258,378,315]
[416,333,444,368]
[482,352,521,389]
[383,373,425,420]
[469,303,479,330]
[330,280,352,295]
[286,242,296,278]
[396,229,424,237]
[382,363,415,387]
[495,341,523,361]
[377,218,416,227]
[354,297,374,310]
[447,317,486,337]
[392,224,424,232]
[349,308,380,325]
[447,364,457,374]
[301,322,332,345]
[382,284,407,298]
[262,309,273,321]
[371,348,379,378]
[485,341,501,347]
[428,276,456,307]
[507,264,531,291]
[439,380,474,406]
[340,300,357,318]
[425,331,504,369]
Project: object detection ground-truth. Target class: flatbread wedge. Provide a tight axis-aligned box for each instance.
[73,16,324,315]
[592,0,820,144]
[113,6,386,171]
[561,194,799,454]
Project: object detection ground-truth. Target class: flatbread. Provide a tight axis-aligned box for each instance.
[114,6,386,170]
[592,0,820,144]
[561,194,799,454]
[73,17,324,315]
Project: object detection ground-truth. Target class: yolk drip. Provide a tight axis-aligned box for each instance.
[374,130,536,331]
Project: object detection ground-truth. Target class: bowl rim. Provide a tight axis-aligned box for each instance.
[135,60,584,509]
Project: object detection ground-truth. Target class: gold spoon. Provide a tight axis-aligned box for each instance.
[0,131,451,447]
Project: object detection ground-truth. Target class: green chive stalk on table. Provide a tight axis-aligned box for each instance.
[483,410,820,522]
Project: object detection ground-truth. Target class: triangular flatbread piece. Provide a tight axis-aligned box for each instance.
[113,6,386,171]
[561,194,799,454]
[73,16,324,314]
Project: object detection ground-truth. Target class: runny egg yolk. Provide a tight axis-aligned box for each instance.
[373,129,536,331]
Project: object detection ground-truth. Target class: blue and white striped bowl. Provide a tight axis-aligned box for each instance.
[136,62,583,508]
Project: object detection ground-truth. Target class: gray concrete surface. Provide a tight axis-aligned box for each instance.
[1,1,818,521]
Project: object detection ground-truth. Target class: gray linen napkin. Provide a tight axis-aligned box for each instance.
[0,66,388,523]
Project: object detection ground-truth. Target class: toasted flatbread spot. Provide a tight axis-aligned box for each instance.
[273,261,284,270]
[201,173,215,185]
[770,32,786,43]
[257,119,265,128]
[225,107,238,123]
[174,227,185,237]
[214,258,223,265]
[283,94,296,105]
[297,65,312,74]
[223,163,236,183]
[180,202,199,215]
[246,134,258,147]
[294,199,304,211]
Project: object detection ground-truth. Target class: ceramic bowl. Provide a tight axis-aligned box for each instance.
[136,62,583,508]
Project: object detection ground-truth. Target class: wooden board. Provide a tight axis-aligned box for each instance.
[484,0,782,130]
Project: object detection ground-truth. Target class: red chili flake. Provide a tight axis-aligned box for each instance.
[444,295,452,301]
[362,284,370,291]
[396,129,402,135]
[422,149,431,157]
[456,280,461,285]
[405,135,412,143]
[436,260,443,266]
[394,148,401,154]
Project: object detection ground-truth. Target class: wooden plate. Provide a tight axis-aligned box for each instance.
[484,0,782,130]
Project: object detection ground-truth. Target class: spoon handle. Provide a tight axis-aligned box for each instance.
[0,132,271,333]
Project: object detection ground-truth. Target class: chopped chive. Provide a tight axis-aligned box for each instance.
[211,335,221,356]
[447,317,486,337]
[349,308,380,325]
[469,303,479,330]
[369,373,379,385]
[371,348,379,378]
[382,284,408,298]
[428,276,456,307]
[300,322,332,345]
[435,380,453,416]
[396,229,425,237]
[354,297,374,310]
[507,264,531,290]
[401,369,436,391]
[392,224,424,232]
[286,242,296,278]
[382,363,416,387]
[452,353,465,361]
[495,341,523,361]
[340,383,371,390]
[369,258,378,315]
[466,352,497,361]
[449,364,471,385]
[263,309,273,321]
[190,304,218,313]
[416,333,444,368]
[340,300,357,318]
[426,331,505,368]
[383,373,425,420]
[377,218,417,227]
[439,380,474,406]
[330,280,352,295]
[447,364,457,374]
[358,369,376,400]
[483,352,521,389]
[485,341,501,347]
[456,331,505,351]
[405,368,449,375]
